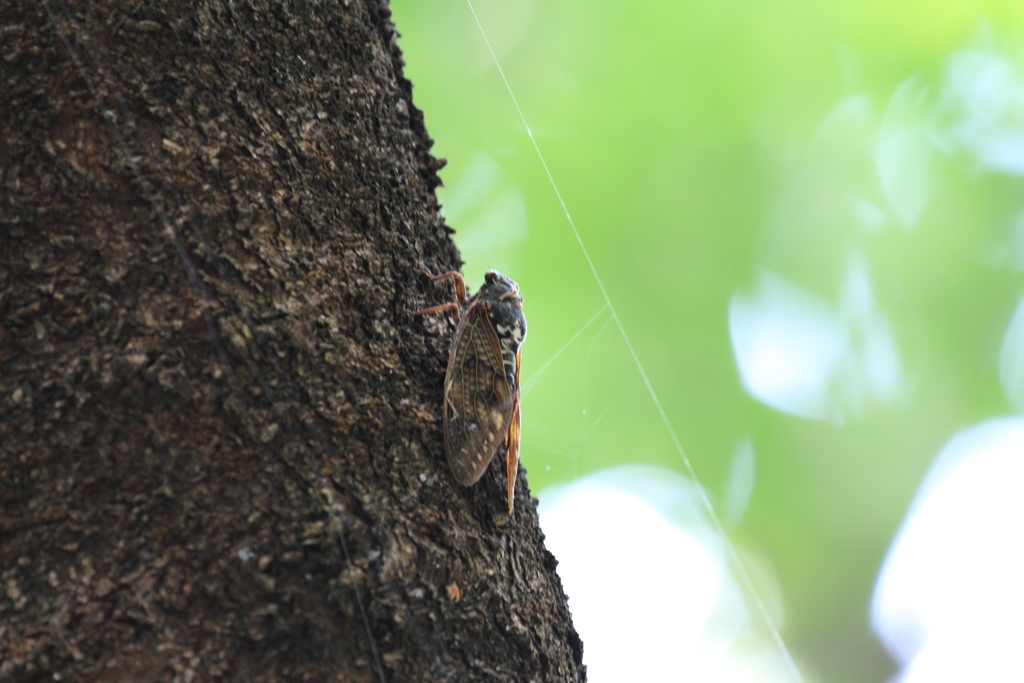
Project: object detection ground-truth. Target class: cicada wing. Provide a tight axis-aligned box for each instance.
[443,307,516,486]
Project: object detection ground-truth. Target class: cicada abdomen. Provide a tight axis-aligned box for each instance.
[411,269,526,513]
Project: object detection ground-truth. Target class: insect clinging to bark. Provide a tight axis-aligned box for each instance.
[411,268,526,514]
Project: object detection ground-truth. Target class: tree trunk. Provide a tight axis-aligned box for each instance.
[0,1,586,681]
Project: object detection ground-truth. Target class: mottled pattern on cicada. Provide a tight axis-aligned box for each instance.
[412,269,526,513]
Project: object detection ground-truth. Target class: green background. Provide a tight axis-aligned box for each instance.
[390,1,1024,681]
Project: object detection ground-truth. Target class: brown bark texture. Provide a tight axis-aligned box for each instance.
[0,1,586,681]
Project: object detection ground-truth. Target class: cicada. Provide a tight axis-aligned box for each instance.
[412,268,526,514]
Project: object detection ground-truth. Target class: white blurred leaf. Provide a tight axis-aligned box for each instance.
[876,77,932,228]
[538,466,796,683]
[936,49,1024,175]
[730,258,904,423]
[872,419,1024,681]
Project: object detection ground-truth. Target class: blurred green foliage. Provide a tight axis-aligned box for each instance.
[390,1,1024,680]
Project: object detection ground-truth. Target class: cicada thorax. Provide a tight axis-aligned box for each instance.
[482,287,525,515]
[415,269,526,513]
[480,277,527,392]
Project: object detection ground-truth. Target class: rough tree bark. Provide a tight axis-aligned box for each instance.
[0,1,586,681]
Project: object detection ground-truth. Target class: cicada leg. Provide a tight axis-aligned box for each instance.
[505,349,523,514]
[408,301,462,322]
[410,268,470,322]
[505,394,521,515]
[418,267,469,305]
